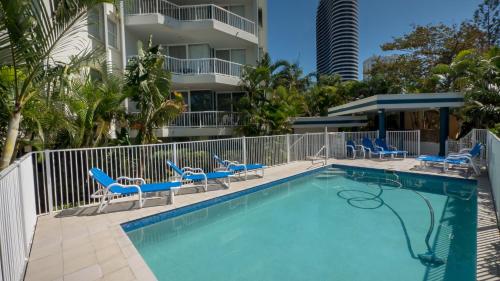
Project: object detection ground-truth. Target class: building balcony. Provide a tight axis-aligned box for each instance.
[154,111,243,137]
[165,56,245,88]
[125,0,258,45]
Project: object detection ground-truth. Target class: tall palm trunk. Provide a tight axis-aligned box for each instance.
[0,111,22,169]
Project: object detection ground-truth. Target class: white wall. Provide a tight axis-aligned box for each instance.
[487,131,500,224]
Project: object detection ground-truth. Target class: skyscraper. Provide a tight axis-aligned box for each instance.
[316,0,359,80]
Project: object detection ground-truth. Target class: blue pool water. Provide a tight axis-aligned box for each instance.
[125,166,477,281]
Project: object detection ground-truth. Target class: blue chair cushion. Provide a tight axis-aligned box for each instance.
[417,156,468,164]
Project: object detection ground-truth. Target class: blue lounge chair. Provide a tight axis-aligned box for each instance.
[361,137,398,159]
[213,155,265,179]
[167,161,232,191]
[89,168,182,213]
[417,143,483,175]
[346,140,365,159]
[375,138,407,159]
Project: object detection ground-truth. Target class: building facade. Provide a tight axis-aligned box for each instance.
[72,0,268,138]
[316,0,359,81]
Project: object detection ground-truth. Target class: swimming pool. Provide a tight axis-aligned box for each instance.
[124,165,477,281]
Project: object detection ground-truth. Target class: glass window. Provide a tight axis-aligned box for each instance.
[190,91,214,111]
[88,9,100,39]
[231,49,246,65]
[215,50,230,61]
[217,93,232,112]
[188,44,210,59]
[229,5,245,17]
[168,46,187,59]
[107,18,118,48]
[258,8,263,27]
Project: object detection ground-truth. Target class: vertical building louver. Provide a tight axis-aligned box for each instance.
[316,0,359,80]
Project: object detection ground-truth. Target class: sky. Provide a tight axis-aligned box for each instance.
[267,0,482,79]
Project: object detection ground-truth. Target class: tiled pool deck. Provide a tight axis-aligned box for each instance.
[24,159,499,281]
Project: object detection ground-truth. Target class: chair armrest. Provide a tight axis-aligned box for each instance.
[181,171,207,180]
[182,167,204,173]
[227,162,245,170]
[346,145,355,150]
[446,155,472,162]
[107,183,141,192]
[459,148,472,154]
[448,152,472,158]
[116,177,146,185]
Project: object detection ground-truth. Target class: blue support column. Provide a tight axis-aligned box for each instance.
[378,109,386,140]
[439,107,450,156]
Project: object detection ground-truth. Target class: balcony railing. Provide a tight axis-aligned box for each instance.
[165,56,244,78]
[126,0,256,35]
[168,111,242,128]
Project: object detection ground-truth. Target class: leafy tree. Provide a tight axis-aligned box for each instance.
[19,62,126,150]
[238,54,306,135]
[0,0,111,169]
[303,75,345,116]
[125,37,184,144]
[474,0,500,47]
[440,47,500,129]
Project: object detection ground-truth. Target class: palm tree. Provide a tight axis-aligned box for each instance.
[0,0,112,169]
[444,47,500,129]
[125,37,184,144]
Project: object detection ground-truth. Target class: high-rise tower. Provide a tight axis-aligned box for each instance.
[316,0,359,80]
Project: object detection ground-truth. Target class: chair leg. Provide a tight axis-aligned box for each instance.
[169,189,175,204]
[97,190,109,214]
[138,191,143,208]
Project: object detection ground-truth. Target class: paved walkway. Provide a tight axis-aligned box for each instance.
[24,159,499,281]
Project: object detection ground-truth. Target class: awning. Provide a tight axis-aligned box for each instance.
[292,116,368,129]
[328,93,465,116]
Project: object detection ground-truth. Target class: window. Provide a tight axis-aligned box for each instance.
[216,92,247,112]
[88,9,100,39]
[107,18,118,48]
[188,44,210,59]
[190,91,215,111]
[168,46,187,59]
[231,49,246,65]
[221,5,245,17]
[258,8,263,27]
[216,93,232,112]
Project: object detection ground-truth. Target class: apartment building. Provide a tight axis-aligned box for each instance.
[82,0,268,138]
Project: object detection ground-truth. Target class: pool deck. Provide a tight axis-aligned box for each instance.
[24,159,499,281]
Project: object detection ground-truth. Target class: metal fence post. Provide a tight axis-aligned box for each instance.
[242,136,247,164]
[417,130,421,156]
[286,134,290,163]
[342,132,346,159]
[173,143,178,166]
[15,160,29,256]
[324,127,329,163]
[44,150,54,214]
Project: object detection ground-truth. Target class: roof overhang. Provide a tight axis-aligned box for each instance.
[328,93,465,116]
[292,116,368,129]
